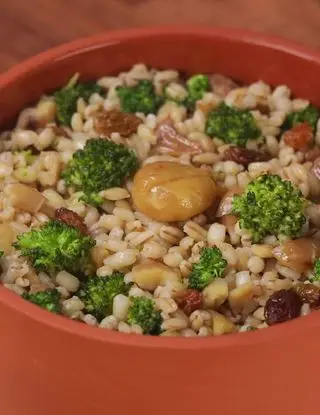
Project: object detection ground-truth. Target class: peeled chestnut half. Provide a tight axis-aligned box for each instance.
[131,161,216,222]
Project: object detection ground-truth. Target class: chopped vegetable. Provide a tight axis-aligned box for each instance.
[78,273,132,320]
[117,80,163,114]
[54,75,103,125]
[127,296,162,335]
[188,247,227,291]
[185,74,210,108]
[62,138,138,206]
[282,104,319,133]
[23,288,61,314]
[13,220,95,274]
[205,102,261,147]
[232,174,306,242]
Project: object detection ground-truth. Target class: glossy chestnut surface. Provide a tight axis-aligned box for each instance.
[1,27,320,415]
[132,161,216,222]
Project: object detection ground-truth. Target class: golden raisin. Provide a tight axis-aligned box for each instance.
[175,289,203,316]
[293,283,320,308]
[94,110,142,137]
[283,122,313,151]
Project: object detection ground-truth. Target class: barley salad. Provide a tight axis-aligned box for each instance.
[1,64,320,337]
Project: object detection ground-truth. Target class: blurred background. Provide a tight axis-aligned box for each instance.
[0,0,319,72]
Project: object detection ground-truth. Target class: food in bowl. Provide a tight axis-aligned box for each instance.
[1,63,320,337]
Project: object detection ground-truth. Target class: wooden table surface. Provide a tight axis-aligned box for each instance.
[1,0,320,73]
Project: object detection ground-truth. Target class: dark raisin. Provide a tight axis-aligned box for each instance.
[293,283,320,308]
[223,146,270,167]
[55,207,87,235]
[264,289,302,326]
[256,103,270,115]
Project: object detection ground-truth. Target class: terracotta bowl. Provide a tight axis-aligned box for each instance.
[1,27,320,415]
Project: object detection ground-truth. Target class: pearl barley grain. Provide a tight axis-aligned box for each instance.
[100,315,118,330]
[247,256,265,274]
[56,271,80,293]
[113,294,130,320]
[207,223,226,244]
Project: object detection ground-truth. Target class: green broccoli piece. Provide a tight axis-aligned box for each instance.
[127,296,162,335]
[205,102,261,147]
[185,74,210,108]
[13,220,95,274]
[117,80,163,114]
[282,104,319,133]
[54,75,104,125]
[62,138,138,206]
[232,174,306,243]
[310,259,320,282]
[188,247,227,291]
[78,273,132,320]
[0,250,4,258]
[23,288,61,314]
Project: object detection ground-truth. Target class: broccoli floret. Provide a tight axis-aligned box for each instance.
[127,296,162,335]
[310,259,320,282]
[205,102,261,147]
[62,138,138,206]
[282,104,319,133]
[13,220,95,274]
[188,247,227,291]
[232,174,306,243]
[78,273,132,320]
[186,74,210,108]
[23,288,61,314]
[0,250,4,258]
[54,75,104,125]
[117,80,163,114]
